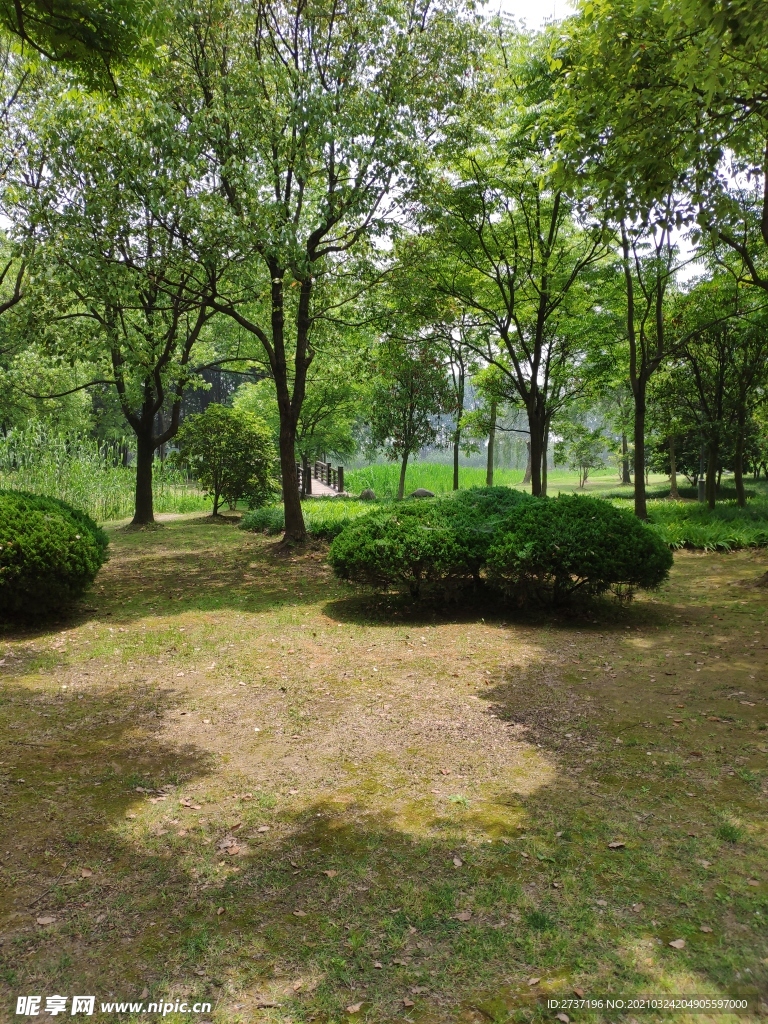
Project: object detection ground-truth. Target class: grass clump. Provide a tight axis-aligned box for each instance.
[241,497,375,539]
[645,498,768,551]
[0,490,109,617]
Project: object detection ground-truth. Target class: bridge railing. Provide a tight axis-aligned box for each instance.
[296,460,344,495]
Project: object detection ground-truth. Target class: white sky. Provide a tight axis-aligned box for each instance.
[493,0,575,28]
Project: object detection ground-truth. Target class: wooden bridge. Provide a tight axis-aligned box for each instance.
[297,460,345,496]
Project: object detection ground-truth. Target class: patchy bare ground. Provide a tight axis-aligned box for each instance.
[1,518,767,1023]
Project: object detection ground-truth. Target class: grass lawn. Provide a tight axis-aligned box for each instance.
[343,465,664,500]
[1,515,767,1023]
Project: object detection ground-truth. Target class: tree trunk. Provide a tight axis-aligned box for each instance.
[669,435,679,499]
[453,436,460,491]
[632,388,647,520]
[541,419,550,497]
[279,420,306,542]
[697,444,706,502]
[132,431,155,525]
[528,412,545,498]
[486,399,496,487]
[397,454,409,501]
[737,417,749,509]
[522,440,531,485]
[621,432,631,485]
[705,442,718,510]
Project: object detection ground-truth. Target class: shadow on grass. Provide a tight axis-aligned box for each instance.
[1,671,764,1021]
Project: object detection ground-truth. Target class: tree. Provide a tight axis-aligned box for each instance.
[4,75,228,524]
[554,421,605,488]
[555,0,768,291]
[173,405,277,515]
[163,0,472,542]
[420,25,608,497]
[0,0,155,81]
[367,339,452,500]
[233,349,362,470]
[665,276,768,507]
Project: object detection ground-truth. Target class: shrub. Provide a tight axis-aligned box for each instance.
[486,494,673,603]
[328,501,476,597]
[0,490,109,617]
[173,406,278,514]
[328,488,529,597]
[242,497,375,539]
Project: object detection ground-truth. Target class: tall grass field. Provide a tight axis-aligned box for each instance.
[345,462,629,498]
[0,428,208,522]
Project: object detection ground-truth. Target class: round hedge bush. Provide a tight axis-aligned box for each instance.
[328,487,531,597]
[0,490,109,618]
[485,494,673,603]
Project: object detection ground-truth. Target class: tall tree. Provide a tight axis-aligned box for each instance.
[5,76,224,523]
[165,0,472,541]
[420,25,608,496]
[366,338,452,500]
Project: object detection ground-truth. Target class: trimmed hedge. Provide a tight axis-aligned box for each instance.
[328,501,473,597]
[328,487,531,597]
[329,488,672,605]
[486,495,673,603]
[0,490,109,617]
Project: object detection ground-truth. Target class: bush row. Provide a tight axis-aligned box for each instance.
[0,490,109,618]
[329,488,672,604]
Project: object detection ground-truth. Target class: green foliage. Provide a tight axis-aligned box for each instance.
[241,498,375,540]
[554,423,606,488]
[328,486,530,598]
[645,499,768,551]
[0,489,108,617]
[485,495,673,603]
[346,463,530,498]
[328,499,477,598]
[173,406,278,515]
[0,426,207,521]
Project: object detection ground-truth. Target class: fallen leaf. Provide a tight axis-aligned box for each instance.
[696,859,711,868]
[740,701,756,706]
[454,911,472,922]
[748,879,760,887]
[452,856,463,868]
[36,916,56,926]
[700,925,713,933]
[595,899,607,907]
[527,977,540,986]
[373,961,383,969]
[322,870,338,878]
[80,867,93,878]
[292,981,303,991]
[668,938,686,949]
[257,825,270,833]
[289,789,299,795]
[125,813,136,820]
[556,1014,570,1023]
[403,998,415,1008]
[140,988,149,999]
[573,987,584,998]
[411,987,429,995]
[439,768,451,775]
[631,903,643,913]
[293,910,307,917]
[194,969,206,977]
[607,841,625,849]
[216,907,225,916]
[346,1003,363,1014]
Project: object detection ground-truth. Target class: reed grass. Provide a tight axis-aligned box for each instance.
[0,427,209,522]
